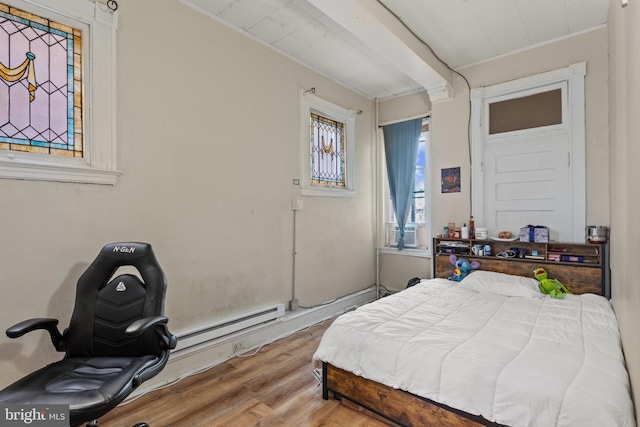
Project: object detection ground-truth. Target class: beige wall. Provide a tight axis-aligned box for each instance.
[378,252,430,291]
[608,0,640,412]
[376,92,432,291]
[377,91,432,124]
[0,0,376,386]
[377,28,610,290]
[432,26,610,233]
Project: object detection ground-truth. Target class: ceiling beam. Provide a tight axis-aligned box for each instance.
[308,0,452,101]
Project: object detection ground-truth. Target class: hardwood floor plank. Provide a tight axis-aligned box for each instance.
[99,318,391,427]
[195,398,268,427]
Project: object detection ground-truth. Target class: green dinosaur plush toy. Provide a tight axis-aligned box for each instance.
[534,267,572,299]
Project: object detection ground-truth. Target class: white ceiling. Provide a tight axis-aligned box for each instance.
[181,0,609,100]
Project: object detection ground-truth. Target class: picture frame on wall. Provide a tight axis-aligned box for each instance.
[441,167,461,193]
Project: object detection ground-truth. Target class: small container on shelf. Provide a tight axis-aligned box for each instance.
[483,244,491,256]
[476,227,488,239]
[472,244,484,256]
[561,255,584,263]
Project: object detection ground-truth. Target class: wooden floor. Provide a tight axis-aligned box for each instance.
[99,318,390,427]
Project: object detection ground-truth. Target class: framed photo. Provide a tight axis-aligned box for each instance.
[441,167,461,193]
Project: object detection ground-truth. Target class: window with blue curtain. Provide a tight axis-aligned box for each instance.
[382,118,424,250]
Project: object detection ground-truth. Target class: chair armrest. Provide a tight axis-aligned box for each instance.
[125,316,167,336]
[6,318,66,352]
[126,316,178,350]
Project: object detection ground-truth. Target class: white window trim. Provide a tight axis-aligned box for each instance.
[377,246,432,258]
[0,0,119,185]
[299,91,355,197]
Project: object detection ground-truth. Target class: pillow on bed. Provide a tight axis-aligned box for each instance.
[458,270,542,297]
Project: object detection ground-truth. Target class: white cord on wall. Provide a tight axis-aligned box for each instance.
[290,208,299,310]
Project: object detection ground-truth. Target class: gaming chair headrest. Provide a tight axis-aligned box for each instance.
[65,242,167,357]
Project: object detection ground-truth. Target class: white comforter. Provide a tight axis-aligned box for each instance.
[313,279,635,427]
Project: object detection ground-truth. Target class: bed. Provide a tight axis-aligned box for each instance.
[313,264,636,427]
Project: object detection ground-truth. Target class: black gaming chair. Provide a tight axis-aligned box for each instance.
[0,242,177,427]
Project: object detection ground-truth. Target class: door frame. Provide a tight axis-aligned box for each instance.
[470,62,586,242]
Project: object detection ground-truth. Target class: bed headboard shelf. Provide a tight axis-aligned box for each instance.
[432,237,610,297]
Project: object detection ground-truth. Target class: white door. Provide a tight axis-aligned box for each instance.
[483,133,571,242]
[471,64,586,242]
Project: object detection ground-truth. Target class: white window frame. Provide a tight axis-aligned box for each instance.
[299,90,355,197]
[0,0,119,185]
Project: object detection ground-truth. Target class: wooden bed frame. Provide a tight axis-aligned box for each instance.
[321,253,608,426]
[322,362,505,427]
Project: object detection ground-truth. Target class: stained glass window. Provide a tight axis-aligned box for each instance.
[0,2,82,157]
[310,113,345,187]
[300,92,354,197]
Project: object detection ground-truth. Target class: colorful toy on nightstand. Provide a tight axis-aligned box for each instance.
[534,267,572,299]
[448,255,480,282]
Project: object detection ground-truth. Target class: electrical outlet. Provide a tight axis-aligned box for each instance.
[292,199,303,211]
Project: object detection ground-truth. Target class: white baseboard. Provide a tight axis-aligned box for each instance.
[127,285,376,400]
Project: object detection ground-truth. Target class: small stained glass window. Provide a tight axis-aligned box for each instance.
[310,112,345,187]
[0,2,83,157]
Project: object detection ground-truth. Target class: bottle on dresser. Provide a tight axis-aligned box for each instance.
[461,223,469,239]
[469,216,475,239]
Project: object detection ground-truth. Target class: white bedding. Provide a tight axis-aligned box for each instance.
[313,278,635,427]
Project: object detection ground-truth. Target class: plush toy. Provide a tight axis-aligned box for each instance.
[448,255,480,282]
[534,267,572,299]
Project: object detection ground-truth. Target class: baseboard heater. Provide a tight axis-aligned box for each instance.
[173,303,285,353]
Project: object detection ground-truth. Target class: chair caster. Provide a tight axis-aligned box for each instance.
[132,424,149,427]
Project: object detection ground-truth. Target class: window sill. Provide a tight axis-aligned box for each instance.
[301,186,355,198]
[377,247,432,258]
[0,158,120,185]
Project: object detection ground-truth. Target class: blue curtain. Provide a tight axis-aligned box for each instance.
[382,118,422,250]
